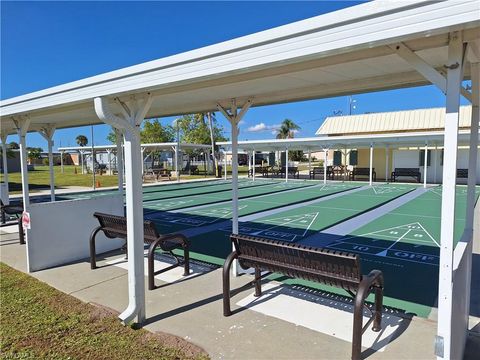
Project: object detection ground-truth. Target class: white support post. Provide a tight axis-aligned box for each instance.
[60,150,64,174]
[308,150,312,176]
[174,145,180,183]
[13,117,31,209]
[218,99,252,276]
[141,147,145,177]
[385,145,389,183]
[252,150,256,181]
[248,152,252,177]
[232,123,239,239]
[323,149,328,184]
[369,143,374,186]
[95,94,152,325]
[39,125,56,202]
[466,62,479,230]
[115,129,124,198]
[106,149,112,175]
[1,134,9,204]
[434,145,438,184]
[80,150,84,174]
[344,147,348,182]
[285,148,289,183]
[437,32,463,360]
[423,143,429,188]
[224,150,227,180]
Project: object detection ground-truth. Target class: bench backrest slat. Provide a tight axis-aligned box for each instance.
[394,168,420,174]
[93,212,159,242]
[232,234,361,291]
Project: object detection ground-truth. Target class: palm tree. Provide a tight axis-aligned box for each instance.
[275,119,301,166]
[275,119,300,139]
[76,135,88,173]
[75,135,88,147]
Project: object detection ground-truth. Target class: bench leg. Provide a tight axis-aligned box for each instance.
[183,246,190,276]
[18,217,25,245]
[373,286,383,332]
[89,227,102,270]
[254,267,262,297]
[222,251,238,316]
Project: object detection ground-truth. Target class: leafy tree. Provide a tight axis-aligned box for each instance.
[289,150,305,162]
[140,119,175,143]
[106,128,117,144]
[27,147,43,162]
[1,143,16,158]
[76,135,88,147]
[275,118,301,139]
[177,113,228,155]
[8,142,19,150]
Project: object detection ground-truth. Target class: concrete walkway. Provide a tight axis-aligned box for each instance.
[1,226,447,360]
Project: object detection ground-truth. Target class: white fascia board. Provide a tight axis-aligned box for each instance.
[58,142,211,152]
[218,130,477,150]
[1,1,478,118]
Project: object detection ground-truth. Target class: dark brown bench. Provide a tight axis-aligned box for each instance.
[350,167,376,182]
[309,166,334,180]
[223,234,384,360]
[0,199,25,244]
[279,166,300,179]
[90,212,190,290]
[391,168,421,183]
[457,169,468,178]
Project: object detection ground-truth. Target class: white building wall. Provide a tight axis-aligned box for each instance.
[392,148,480,184]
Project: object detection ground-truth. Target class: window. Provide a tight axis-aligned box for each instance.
[333,151,342,166]
[349,150,358,166]
[419,149,431,166]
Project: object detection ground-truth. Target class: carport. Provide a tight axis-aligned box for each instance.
[58,142,212,181]
[218,130,480,187]
[0,1,479,358]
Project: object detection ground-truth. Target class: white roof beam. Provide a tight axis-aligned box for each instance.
[389,42,472,102]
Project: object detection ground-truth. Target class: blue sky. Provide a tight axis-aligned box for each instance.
[1,1,468,150]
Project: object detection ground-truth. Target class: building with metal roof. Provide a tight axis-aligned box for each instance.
[316,105,473,136]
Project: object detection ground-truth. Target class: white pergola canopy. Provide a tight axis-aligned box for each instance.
[58,142,212,152]
[0,1,478,132]
[0,2,478,359]
[218,131,478,152]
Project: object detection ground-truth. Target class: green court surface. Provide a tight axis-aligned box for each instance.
[322,185,480,317]
[56,178,245,200]
[148,183,360,234]
[143,180,315,213]
[180,184,416,266]
[141,179,274,202]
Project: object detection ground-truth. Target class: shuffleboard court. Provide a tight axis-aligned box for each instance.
[143,180,314,213]
[141,179,274,202]
[148,183,359,234]
[57,178,253,200]
[321,185,480,317]
[175,184,415,265]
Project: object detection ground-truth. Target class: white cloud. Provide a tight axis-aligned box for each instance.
[247,122,281,133]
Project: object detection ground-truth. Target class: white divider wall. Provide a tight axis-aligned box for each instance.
[451,231,473,360]
[26,194,124,272]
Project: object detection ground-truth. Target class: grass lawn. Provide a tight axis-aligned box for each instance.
[0,263,208,360]
[0,166,223,194]
[0,166,119,194]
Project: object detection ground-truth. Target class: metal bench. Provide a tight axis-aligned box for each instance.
[457,169,468,178]
[350,167,376,182]
[279,166,300,179]
[391,168,421,183]
[223,234,384,360]
[309,166,334,180]
[0,200,25,244]
[89,212,190,290]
